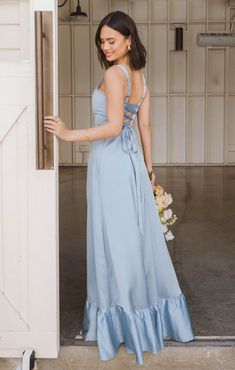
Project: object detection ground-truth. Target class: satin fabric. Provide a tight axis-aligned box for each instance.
[81,64,195,364]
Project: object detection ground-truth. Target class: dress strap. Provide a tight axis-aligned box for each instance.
[116,64,131,98]
[116,64,147,107]
[97,77,104,90]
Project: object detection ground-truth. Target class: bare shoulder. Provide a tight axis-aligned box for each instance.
[103,65,126,84]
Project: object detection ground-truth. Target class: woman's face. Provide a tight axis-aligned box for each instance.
[99,25,131,63]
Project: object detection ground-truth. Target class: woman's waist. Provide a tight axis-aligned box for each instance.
[90,122,139,151]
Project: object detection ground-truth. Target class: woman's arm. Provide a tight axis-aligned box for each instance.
[137,84,153,173]
[44,66,126,141]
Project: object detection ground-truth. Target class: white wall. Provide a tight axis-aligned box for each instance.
[58,0,235,165]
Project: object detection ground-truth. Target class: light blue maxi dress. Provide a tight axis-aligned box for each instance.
[81,63,195,364]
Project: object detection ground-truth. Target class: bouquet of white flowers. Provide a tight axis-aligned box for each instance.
[148,175,178,241]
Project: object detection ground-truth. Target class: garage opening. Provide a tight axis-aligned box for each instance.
[58,0,235,346]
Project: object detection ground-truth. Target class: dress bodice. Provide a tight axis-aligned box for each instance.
[92,63,147,128]
[91,64,147,235]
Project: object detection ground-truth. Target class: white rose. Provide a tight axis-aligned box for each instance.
[164,193,173,206]
[165,230,174,241]
[163,208,173,221]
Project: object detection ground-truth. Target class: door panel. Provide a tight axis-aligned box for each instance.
[0,0,59,358]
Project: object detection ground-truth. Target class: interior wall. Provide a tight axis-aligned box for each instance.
[58,0,235,166]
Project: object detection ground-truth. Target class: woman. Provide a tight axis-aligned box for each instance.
[44,10,194,365]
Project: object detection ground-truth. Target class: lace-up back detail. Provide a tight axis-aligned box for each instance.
[116,63,147,126]
[95,63,147,127]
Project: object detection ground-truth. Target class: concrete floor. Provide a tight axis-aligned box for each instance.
[1,166,235,369]
[59,165,235,344]
[1,346,235,369]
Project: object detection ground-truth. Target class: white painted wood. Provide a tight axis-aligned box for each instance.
[0,26,20,48]
[112,0,128,13]
[58,0,235,165]
[0,0,29,62]
[228,151,235,163]
[74,97,91,164]
[59,97,73,164]
[130,0,148,21]
[208,23,226,32]
[150,0,168,21]
[169,51,187,93]
[92,0,108,21]
[151,97,167,164]
[229,97,235,144]
[188,97,205,163]
[228,97,235,163]
[208,0,226,21]
[74,97,91,131]
[0,332,58,358]
[74,25,91,94]
[0,105,25,141]
[229,48,235,93]
[169,97,186,163]
[189,0,206,21]
[150,24,167,94]
[207,97,224,163]
[0,1,20,24]
[19,0,30,60]
[0,0,59,358]
[0,49,21,60]
[58,25,72,95]
[169,0,187,21]
[32,0,55,11]
[208,49,225,94]
[187,24,206,94]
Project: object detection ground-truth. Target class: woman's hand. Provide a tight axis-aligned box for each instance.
[44,116,71,141]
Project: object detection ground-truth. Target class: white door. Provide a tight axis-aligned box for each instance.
[0,0,59,358]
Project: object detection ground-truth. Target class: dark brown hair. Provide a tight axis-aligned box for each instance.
[95,11,147,70]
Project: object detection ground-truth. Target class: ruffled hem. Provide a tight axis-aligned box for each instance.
[81,291,195,365]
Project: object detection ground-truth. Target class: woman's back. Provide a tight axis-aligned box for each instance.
[92,63,146,129]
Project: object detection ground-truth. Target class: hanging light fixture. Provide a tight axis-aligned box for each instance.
[58,0,88,18]
[71,0,88,17]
